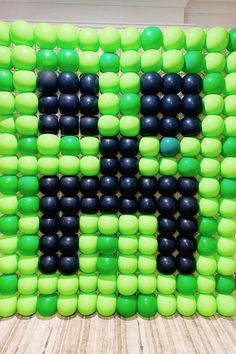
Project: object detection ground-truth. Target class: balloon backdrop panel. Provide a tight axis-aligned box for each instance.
[0,20,235,318]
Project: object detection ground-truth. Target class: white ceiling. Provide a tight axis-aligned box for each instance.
[0,0,235,28]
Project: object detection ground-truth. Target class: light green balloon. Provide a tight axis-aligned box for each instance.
[79,28,99,51]
[17,294,37,316]
[99,27,120,52]
[12,45,36,70]
[185,27,205,50]
[56,24,79,49]
[197,294,216,316]
[163,27,185,50]
[13,70,36,93]
[34,22,56,49]
[205,53,225,73]
[0,21,10,46]
[206,27,229,52]
[217,294,236,316]
[226,52,236,73]
[0,46,12,69]
[141,50,162,72]
[121,27,141,51]
[162,50,184,73]
[10,20,34,46]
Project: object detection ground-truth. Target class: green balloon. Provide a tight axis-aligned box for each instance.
[197,235,217,255]
[10,20,34,46]
[100,52,120,73]
[228,27,236,51]
[203,73,225,94]
[79,28,99,51]
[220,178,236,198]
[178,157,200,177]
[18,176,39,196]
[198,217,217,236]
[58,49,79,72]
[0,176,18,195]
[222,137,236,157]
[18,137,38,156]
[137,294,157,318]
[0,69,13,91]
[18,235,39,255]
[37,294,57,317]
[60,136,80,156]
[34,22,56,49]
[97,255,118,275]
[119,93,140,115]
[97,235,118,255]
[18,197,39,215]
[216,275,235,294]
[56,24,79,49]
[36,49,58,71]
[184,51,204,73]
[141,26,163,50]
[117,295,137,318]
[176,275,197,295]
[0,215,18,235]
[0,21,10,46]
[0,274,18,295]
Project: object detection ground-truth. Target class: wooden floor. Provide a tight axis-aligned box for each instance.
[0,314,235,354]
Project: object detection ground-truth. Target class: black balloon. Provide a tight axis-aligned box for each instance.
[100,138,119,156]
[140,116,160,136]
[160,116,180,136]
[141,95,160,115]
[60,176,79,196]
[140,72,162,94]
[39,234,59,255]
[80,177,99,196]
[80,196,99,214]
[59,94,80,115]
[39,95,58,114]
[39,255,58,274]
[80,95,98,115]
[58,72,79,93]
[160,94,181,116]
[162,73,182,94]
[100,195,119,213]
[39,114,59,134]
[37,71,58,94]
[157,255,176,274]
[80,116,98,136]
[40,176,60,195]
[79,74,99,95]
[100,176,118,195]
[58,256,78,275]
[59,115,79,135]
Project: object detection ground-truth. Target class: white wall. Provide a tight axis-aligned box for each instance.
[0,0,236,28]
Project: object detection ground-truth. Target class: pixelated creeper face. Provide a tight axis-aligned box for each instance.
[0,21,235,318]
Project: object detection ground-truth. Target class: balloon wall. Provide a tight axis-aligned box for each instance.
[0,20,235,318]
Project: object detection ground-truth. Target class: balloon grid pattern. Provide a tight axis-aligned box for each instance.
[0,21,235,318]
